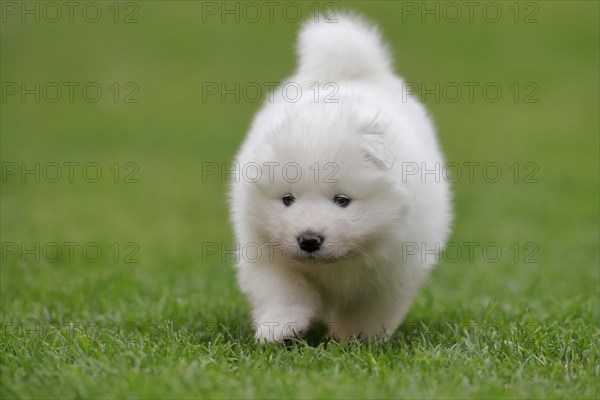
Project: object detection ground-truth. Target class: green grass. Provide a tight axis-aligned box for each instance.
[1,1,599,398]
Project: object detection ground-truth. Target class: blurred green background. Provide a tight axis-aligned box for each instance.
[1,1,598,398]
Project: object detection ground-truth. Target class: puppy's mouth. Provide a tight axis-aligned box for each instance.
[299,251,335,263]
[295,247,346,264]
[269,241,349,264]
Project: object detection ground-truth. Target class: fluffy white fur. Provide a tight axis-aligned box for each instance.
[230,14,452,342]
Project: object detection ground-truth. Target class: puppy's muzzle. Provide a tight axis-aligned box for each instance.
[297,231,324,253]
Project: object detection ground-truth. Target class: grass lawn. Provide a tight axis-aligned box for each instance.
[1,1,598,398]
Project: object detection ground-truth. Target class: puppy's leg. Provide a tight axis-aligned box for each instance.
[330,293,414,341]
[238,263,320,343]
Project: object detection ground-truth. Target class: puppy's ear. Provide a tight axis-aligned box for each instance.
[360,111,395,169]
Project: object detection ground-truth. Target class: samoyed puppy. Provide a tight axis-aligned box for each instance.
[230,14,452,342]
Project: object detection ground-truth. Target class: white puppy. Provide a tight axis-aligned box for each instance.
[230,14,452,342]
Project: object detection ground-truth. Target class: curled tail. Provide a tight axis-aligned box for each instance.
[296,13,394,81]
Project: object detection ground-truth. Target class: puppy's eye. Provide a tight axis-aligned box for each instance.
[282,194,295,207]
[333,194,351,208]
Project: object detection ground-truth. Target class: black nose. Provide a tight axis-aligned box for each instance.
[298,232,324,253]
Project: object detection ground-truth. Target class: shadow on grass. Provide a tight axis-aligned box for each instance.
[138,300,491,349]
[166,316,485,350]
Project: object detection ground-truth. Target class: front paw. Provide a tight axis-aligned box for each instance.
[253,308,312,343]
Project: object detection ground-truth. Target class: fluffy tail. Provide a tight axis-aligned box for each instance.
[296,13,394,81]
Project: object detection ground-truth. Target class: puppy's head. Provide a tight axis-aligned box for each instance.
[245,103,408,263]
